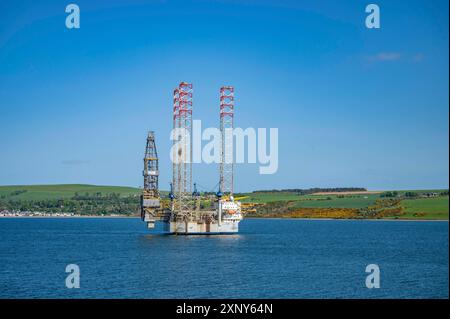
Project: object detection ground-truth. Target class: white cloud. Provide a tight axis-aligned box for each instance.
[367,52,402,62]
[412,53,424,63]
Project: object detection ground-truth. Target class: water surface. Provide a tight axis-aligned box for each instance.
[0,218,448,298]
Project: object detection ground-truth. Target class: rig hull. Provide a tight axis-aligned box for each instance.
[163,220,240,234]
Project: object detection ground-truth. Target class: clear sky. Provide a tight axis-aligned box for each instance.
[0,0,448,192]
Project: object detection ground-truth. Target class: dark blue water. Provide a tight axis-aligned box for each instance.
[0,218,448,298]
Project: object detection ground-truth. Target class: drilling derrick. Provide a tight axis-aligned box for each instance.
[171,82,194,224]
[172,88,179,213]
[220,86,234,196]
[141,131,161,228]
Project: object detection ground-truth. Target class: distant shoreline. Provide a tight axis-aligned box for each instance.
[1,185,447,221]
[245,217,449,222]
[0,215,135,219]
[0,216,448,222]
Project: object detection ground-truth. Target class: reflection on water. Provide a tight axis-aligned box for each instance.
[141,232,243,240]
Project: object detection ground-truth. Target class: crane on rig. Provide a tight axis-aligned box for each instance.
[140,83,243,234]
[140,131,169,229]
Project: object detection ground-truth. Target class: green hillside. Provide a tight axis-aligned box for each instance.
[402,196,449,220]
[292,195,379,209]
[240,192,380,208]
[0,184,140,201]
[240,190,448,220]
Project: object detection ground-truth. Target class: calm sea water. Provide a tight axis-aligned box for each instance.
[0,218,448,299]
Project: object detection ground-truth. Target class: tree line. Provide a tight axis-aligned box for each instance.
[0,192,139,215]
[252,188,367,194]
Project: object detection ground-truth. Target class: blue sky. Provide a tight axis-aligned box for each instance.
[0,0,448,192]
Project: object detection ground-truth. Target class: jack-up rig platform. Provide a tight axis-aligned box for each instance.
[140,83,243,234]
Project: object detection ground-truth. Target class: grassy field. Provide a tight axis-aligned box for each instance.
[401,196,449,220]
[241,190,448,220]
[239,192,308,203]
[292,195,379,209]
[240,192,380,208]
[0,184,140,201]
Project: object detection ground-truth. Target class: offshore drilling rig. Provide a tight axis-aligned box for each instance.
[140,82,243,234]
